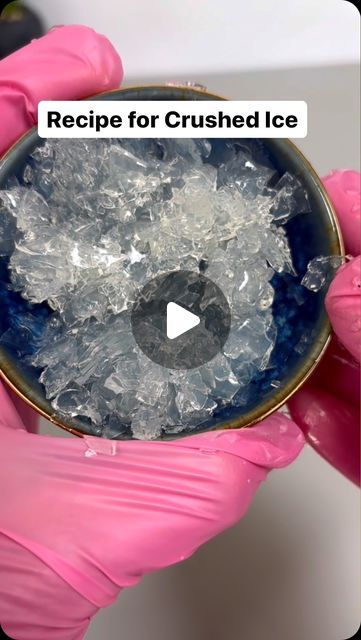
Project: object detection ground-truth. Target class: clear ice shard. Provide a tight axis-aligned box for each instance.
[301,256,343,292]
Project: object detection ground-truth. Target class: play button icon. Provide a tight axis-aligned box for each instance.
[131,270,231,370]
[167,302,200,340]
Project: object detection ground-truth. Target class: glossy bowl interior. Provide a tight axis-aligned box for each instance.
[0,86,342,438]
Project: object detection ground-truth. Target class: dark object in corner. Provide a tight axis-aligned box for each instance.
[0,623,14,639]
[0,2,44,59]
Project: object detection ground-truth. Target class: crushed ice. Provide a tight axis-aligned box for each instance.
[0,138,321,439]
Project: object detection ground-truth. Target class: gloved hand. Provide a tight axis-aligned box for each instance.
[0,26,357,640]
[288,170,360,485]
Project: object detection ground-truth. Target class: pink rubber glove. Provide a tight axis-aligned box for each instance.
[0,27,304,640]
[289,171,360,485]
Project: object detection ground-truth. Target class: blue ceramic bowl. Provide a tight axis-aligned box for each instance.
[0,86,343,438]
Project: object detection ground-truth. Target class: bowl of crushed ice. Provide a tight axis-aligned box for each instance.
[0,86,343,440]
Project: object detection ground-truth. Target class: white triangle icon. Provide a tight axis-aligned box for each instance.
[166,302,200,340]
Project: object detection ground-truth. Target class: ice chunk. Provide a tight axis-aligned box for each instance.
[270,172,311,223]
[52,386,102,424]
[301,256,343,292]
[131,404,163,440]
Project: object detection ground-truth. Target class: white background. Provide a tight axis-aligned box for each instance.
[26,1,360,639]
[27,0,360,79]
